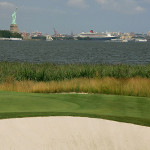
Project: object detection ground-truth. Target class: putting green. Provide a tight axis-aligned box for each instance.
[0,91,150,126]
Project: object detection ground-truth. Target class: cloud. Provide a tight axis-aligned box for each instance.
[95,0,145,14]
[0,1,15,9]
[144,0,150,3]
[20,6,66,15]
[67,0,89,8]
[0,2,16,18]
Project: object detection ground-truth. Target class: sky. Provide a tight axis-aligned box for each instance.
[0,0,150,34]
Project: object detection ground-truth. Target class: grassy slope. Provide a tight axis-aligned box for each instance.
[0,91,150,127]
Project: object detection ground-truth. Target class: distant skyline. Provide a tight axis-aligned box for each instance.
[0,0,150,34]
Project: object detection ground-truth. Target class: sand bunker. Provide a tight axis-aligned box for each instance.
[0,117,149,150]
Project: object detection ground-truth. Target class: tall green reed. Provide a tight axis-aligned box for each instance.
[1,62,150,82]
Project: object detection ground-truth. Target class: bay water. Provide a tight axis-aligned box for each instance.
[0,40,150,64]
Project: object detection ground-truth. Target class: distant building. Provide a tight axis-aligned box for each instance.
[130,32,135,37]
[21,32,31,40]
[121,35,132,40]
[31,32,42,37]
[30,32,45,40]
[147,31,150,36]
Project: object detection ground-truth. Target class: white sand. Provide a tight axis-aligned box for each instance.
[0,117,149,150]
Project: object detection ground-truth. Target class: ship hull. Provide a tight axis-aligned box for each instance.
[77,36,117,41]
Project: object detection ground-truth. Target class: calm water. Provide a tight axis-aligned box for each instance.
[0,40,150,64]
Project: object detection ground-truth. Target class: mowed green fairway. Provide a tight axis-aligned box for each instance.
[0,91,150,127]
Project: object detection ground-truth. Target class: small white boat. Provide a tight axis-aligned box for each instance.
[135,39,147,42]
[0,38,22,41]
[46,35,53,41]
[9,38,22,41]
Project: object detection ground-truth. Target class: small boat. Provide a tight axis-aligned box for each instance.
[9,38,22,41]
[135,39,147,42]
[0,38,22,41]
[46,35,53,41]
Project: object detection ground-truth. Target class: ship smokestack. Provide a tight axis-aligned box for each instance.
[90,30,94,33]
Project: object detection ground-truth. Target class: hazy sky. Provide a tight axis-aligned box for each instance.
[0,0,150,34]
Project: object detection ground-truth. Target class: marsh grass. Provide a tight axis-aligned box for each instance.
[1,62,150,97]
[1,77,150,97]
[1,62,150,82]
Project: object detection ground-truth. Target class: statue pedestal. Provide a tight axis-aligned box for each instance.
[10,24,19,33]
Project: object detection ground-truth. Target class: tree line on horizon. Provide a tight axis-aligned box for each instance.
[0,30,22,38]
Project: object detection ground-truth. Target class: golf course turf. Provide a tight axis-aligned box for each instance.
[0,91,150,127]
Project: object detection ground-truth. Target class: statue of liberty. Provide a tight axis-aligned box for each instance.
[10,8,19,33]
[12,8,17,24]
